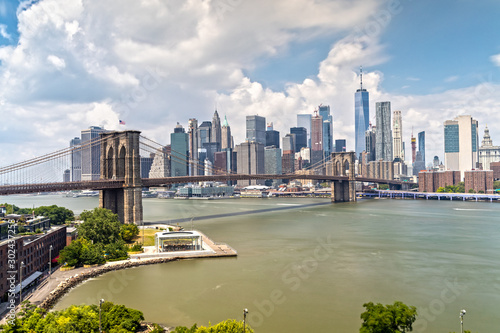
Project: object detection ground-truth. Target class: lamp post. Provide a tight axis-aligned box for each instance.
[99,299,105,333]
[243,308,248,333]
[19,261,25,303]
[48,245,53,279]
[460,309,466,333]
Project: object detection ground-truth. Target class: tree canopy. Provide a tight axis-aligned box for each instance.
[360,301,417,333]
[121,223,139,242]
[34,205,74,224]
[58,238,105,267]
[78,208,121,245]
[173,319,254,333]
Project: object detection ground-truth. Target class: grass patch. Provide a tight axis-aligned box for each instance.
[132,228,164,247]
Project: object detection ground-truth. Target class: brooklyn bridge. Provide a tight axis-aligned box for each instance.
[0,130,412,224]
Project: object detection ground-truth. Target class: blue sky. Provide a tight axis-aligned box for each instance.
[0,0,499,166]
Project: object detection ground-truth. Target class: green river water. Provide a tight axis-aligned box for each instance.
[5,195,500,332]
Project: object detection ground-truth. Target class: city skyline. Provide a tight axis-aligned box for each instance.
[0,0,500,166]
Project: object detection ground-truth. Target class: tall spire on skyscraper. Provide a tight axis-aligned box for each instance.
[360,66,363,90]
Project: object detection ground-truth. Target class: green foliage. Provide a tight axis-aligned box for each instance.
[121,223,139,242]
[58,238,104,267]
[436,187,445,193]
[34,205,74,225]
[105,240,129,260]
[379,184,389,190]
[456,182,465,193]
[494,180,500,190]
[78,208,121,245]
[360,301,417,333]
[468,188,475,193]
[0,203,31,214]
[129,243,143,252]
[0,301,144,333]
[174,320,253,333]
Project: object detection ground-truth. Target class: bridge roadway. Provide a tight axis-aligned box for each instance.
[0,174,412,196]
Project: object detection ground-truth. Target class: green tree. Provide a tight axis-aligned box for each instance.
[34,205,74,225]
[121,223,139,242]
[105,240,129,260]
[360,301,417,333]
[494,180,500,190]
[58,238,104,267]
[436,187,445,193]
[174,320,253,333]
[468,188,475,193]
[379,184,389,190]
[456,182,465,193]
[79,208,121,245]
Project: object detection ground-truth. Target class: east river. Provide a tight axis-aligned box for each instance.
[5,195,500,332]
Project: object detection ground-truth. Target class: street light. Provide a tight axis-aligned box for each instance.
[19,261,25,303]
[243,308,248,333]
[48,245,53,279]
[460,309,466,333]
[99,299,105,333]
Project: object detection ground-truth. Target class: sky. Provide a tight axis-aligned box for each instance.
[1,0,500,167]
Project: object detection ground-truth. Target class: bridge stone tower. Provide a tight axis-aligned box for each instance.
[330,152,356,202]
[99,130,143,224]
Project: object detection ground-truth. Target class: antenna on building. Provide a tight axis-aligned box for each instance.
[360,65,363,90]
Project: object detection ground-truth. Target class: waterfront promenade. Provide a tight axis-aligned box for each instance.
[361,189,500,201]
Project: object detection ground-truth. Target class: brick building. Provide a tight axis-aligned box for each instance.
[0,225,66,301]
[418,170,461,192]
[490,161,500,180]
[464,170,494,193]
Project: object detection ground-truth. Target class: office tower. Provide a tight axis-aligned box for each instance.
[411,131,416,163]
[265,146,282,186]
[214,151,227,174]
[140,154,154,178]
[246,115,266,144]
[413,151,425,176]
[70,137,81,182]
[479,126,500,170]
[418,131,425,167]
[335,139,347,153]
[290,127,307,152]
[375,101,393,162]
[444,115,479,178]
[221,115,233,150]
[235,141,265,186]
[311,111,323,165]
[149,147,170,178]
[266,122,280,148]
[170,123,189,177]
[297,114,312,148]
[204,159,213,176]
[197,148,207,175]
[211,110,221,147]
[365,125,376,162]
[318,104,333,158]
[188,118,199,176]
[355,66,370,158]
[63,169,70,182]
[81,126,106,181]
[393,110,403,160]
[433,156,440,169]
[198,121,212,147]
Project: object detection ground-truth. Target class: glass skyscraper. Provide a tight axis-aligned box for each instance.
[375,101,393,162]
[297,114,312,148]
[246,115,266,145]
[318,105,333,158]
[418,131,425,166]
[355,68,369,158]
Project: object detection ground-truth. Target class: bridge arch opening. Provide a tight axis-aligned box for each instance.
[106,146,114,179]
[117,145,126,179]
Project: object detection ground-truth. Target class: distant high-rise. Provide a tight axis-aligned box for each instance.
[140,155,154,178]
[365,125,376,162]
[81,126,106,181]
[266,122,280,148]
[170,123,189,177]
[149,147,170,178]
[375,102,393,162]
[335,139,347,153]
[221,115,233,150]
[70,137,81,182]
[198,121,211,147]
[393,110,403,160]
[355,66,370,158]
[418,131,425,166]
[297,114,312,148]
[235,141,265,186]
[211,110,222,147]
[265,146,282,185]
[311,111,323,165]
[246,115,266,145]
[290,127,307,152]
[411,131,416,163]
[188,118,199,176]
[444,115,479,178]
[318,105,333,158]
[479,126,500,170]
[63,169,70,183]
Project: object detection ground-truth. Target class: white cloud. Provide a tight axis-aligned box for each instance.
[0,24,11,40]
[490,53,500,67]
[444,75,459,83]
[47,55,66,70]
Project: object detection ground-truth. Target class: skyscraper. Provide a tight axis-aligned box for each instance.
[235,141,265,186]
[393,110,403,160]
[70,137,81,182]
[264,146,282,186]
[479,126,500,170]
[188,118,198,175]
[211,110,222,147]
[365,125,376,162]
[318,104,333,158]
[335,139,347,153]
[375,102,393,162]
[444,115,479,178]
[246,115,266,144]
[290,127,307,152]
[221,115,232,150]
[418,131,425,167]
[170,123,189,177]
[81,126,106,181]
[411,131,416,163]
[297,114,312,148]
[198,121,211,147]
[355,67,370,158]
[311,111,323,165]
[266,122,280,148]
